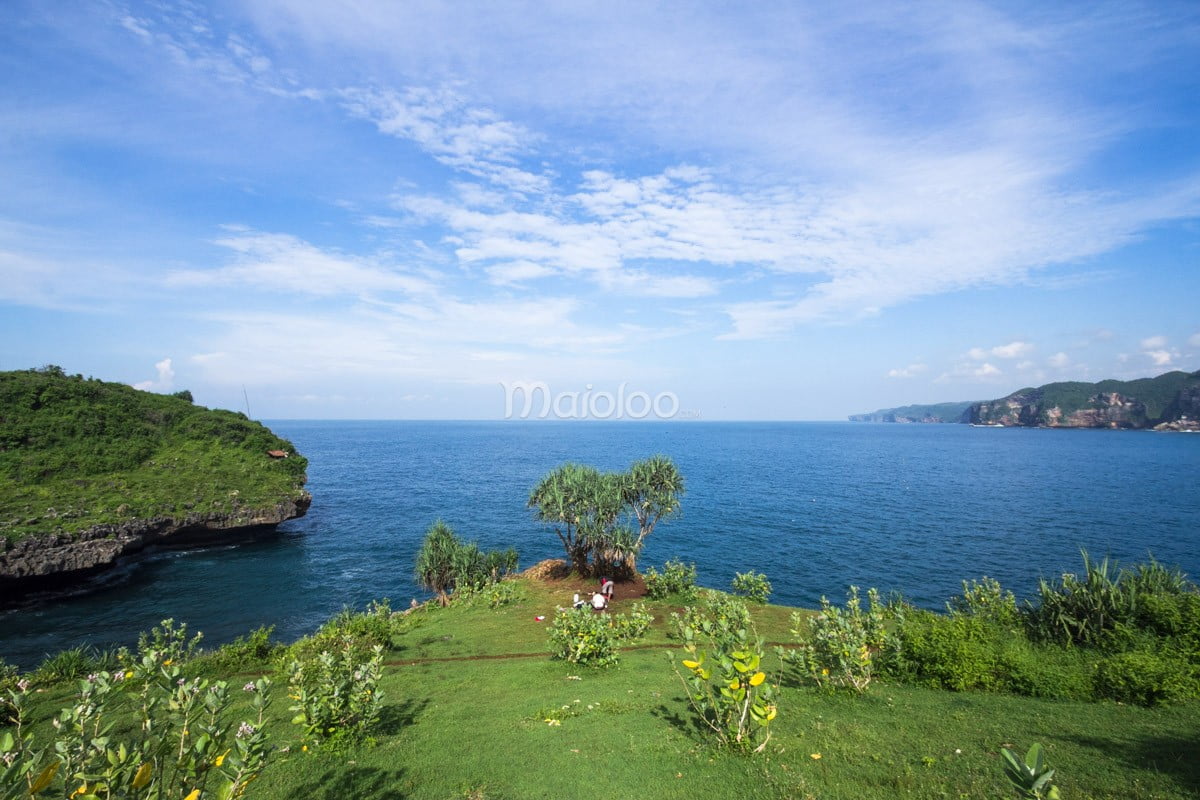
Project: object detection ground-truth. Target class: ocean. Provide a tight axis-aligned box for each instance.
[2,421,1197,668]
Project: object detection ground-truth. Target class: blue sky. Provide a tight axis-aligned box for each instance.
[2,0,1198,420]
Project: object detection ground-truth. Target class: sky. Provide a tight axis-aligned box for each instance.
[1,1,1198,420]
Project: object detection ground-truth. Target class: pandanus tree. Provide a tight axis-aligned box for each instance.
[527,463,622,576]
[618,455,685,575]
[529,456,684,578]
[414,520,463,606]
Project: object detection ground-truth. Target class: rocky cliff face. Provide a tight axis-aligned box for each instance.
[0,493,310,595]
[968,378,1200,429]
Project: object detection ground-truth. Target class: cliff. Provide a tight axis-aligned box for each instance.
[848,400,977,423]
[966,370,1200,429]
[0,367,310,596]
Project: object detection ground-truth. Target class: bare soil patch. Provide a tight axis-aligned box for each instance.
[520,558,649,606]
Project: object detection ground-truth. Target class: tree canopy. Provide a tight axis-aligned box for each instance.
[528,456,684,578]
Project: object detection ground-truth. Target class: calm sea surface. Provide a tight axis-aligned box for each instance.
[2,421,1198,668]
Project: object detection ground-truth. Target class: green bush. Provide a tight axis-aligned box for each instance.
[731,571,772,604]
[784,586,888,693]
[194,625,282,674]
[882,609,1005,692]
[1027,552,1132,647]
[611,602,653,641]
[644,559,698,601]
[947,576,1021,628]
[1093,650,1197,707]
[31,644,120,686]
[285,633,385,746]
[548,607,621,667]
[674,606,777,753]
[670,591,752,654]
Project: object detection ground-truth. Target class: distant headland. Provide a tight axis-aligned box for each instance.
[849,369,1200,431]
[0,366,310,598]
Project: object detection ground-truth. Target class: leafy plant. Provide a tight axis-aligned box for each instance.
[611,602,653,641]
[674,616,777,753]
[1,625,274,800]
[1093,649,1197,707]
[285,634,385,747]
[548,607,621,667]
[1027,551,1132,646]
[1000,742,1061,799]
[670,591,752,655]
[783,586,887,693]
[415,521,518,605]
[644,559,698,601]
[947,576,1021,628]
[731,571,772,604]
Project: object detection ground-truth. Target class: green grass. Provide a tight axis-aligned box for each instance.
[9,579,1200,799]
[0,367,307,542]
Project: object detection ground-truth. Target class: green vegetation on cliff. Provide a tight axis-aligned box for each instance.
[969,369,1200,427]
[0,366,308,543]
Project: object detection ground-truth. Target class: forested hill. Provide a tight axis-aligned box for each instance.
[0,366,309,546]
[967,370,1200,429]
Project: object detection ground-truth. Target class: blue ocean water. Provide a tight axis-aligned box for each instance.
[2,421,1198,668]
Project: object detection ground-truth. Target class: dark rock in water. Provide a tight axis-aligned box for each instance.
[0,494,310,601]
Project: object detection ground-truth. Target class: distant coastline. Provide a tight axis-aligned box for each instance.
[849,369,1200,431]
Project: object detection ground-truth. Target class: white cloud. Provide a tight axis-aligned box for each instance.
[133,357,175,392]
[168,231,437,297]
[1141,335,1168,349]
[1047,352,1070,368]
[1146,349,1174,367]
[967,341,1033,361]
[991,341,1033,359]
[887,363,927,379]
[1190,332,1200,348]
[975,363,1002,378]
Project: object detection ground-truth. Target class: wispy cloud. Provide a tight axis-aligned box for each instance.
[168,230,437,297]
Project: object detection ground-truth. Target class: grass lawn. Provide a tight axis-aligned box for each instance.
[246,578,1199,800]
[11,576,1200,799]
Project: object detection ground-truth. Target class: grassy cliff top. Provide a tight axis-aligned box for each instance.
[0,366,308,542]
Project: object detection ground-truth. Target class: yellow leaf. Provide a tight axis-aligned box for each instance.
[749,672,765,687]
[766,704,777,721]
[682,659,700,670]
[184,789,200,800]
[71,784,89,798]
[30,761,60,793]
[132,762,153,789]
[810,753,822,760]
[215,749,230,767]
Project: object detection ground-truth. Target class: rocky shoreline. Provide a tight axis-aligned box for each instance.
[0,493,310,600]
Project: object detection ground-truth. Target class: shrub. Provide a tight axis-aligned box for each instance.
[611,602,653,641]
[1,627,274,800]
[881,608,1004,692]
[415,521,519,604]
[674,608,777,752]
[286,633,385,746]
[947,576,1021,628]
[645,559,698,601]
[731,571,772,604]
[1093,649,1197,707]
[315,599,414,648]
[194,625,282,674]
[1027,551,1135,646]
[31,644,120,686]
[784,586,887,693]
[670,591,752,654]
[548,607,621,667]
